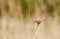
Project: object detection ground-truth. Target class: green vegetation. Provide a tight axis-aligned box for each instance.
[21,0,28,18]
[0,1,2,17]
[0,0,60,18]
[5,4,9,12]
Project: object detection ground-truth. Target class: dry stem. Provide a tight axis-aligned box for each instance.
[34,25,41,39]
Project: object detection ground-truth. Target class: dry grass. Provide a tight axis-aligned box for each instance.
[0,15,60,39]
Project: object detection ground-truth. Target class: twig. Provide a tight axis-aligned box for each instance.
[34,24,41,39]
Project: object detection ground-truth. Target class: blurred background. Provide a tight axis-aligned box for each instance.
[0,0,60,39]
